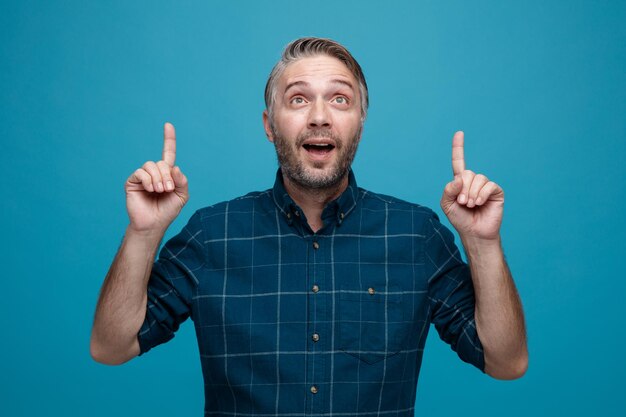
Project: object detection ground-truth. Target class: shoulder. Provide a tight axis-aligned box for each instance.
[353,187,447,237]
[357,189,461,261]
[358,187,439,220]
[194,189,274,219]
[187,189,277,236]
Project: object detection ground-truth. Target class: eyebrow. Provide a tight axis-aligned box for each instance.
[330,79,355,90]
[284,79,355,95]
[284,80,308,94]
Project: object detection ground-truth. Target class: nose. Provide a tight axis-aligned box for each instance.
[308,99,331,129]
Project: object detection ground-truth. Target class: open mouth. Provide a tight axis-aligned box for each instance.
[302,143,336,155]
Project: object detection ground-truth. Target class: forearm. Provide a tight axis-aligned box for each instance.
[461,235,528,379]
[90,227,165,365]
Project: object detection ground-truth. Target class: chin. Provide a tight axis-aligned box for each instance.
[301,169,346,189]
[304,166,336,180]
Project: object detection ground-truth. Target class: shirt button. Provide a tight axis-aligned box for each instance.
[312,333,320,342]
[295,210,300,217]
[310,385,318,394]
[312,284,319,293]
[313,241,320,250]
[339,212,345,220]
[368,287,375,295]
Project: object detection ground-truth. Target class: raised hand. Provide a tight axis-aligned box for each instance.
[125,122,189,234]
[440,131,504,241]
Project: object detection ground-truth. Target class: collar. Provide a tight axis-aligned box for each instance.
[271,168,360,228]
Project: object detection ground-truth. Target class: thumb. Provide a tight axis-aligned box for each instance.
[441,175,462,210]
[171,166,189,193]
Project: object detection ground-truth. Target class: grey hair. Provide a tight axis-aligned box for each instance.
[264,37,369,123]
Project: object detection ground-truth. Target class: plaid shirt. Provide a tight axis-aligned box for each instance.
[138,169,484,416]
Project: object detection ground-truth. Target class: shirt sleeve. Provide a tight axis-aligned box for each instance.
[137,210,206,355]
[424,211,485,372]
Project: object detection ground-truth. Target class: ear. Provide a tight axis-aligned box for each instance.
[356,120,365,144]
[262,110,275,143]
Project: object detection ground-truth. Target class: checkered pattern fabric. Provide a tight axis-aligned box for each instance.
[138,169,484,416]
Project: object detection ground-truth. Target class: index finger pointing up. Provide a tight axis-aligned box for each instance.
[451,130,465,176]
[162,122,177,166]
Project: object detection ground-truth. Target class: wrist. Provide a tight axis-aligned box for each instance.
[125,225,167,246]
[460,234,503,257]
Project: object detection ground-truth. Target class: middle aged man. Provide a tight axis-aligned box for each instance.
[91,37,527,416]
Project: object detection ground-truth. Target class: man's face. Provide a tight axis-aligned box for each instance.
[263,55,363,190]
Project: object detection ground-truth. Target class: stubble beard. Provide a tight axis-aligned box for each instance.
[272,124,362,191]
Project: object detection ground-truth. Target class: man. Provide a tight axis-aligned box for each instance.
[91,37,527,416]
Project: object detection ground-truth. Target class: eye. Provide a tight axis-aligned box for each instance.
[291,96,306,105]
[333,96,349,105]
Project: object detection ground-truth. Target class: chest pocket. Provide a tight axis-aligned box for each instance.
[338,284,406,364]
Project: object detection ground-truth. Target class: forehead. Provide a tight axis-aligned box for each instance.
[278,55,357,89]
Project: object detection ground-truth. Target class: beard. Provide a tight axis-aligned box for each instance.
[272,124,362,190]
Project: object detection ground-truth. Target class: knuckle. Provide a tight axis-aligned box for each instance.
[461,171,474,183]
[148,164,160,173]
[157,161,172,175]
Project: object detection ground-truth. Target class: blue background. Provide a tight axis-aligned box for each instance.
[2,1,625,415]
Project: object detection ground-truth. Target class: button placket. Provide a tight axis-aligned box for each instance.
[307,232,326,412]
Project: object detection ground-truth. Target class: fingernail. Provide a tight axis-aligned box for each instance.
[468,199,474,207]
[459,194,466,204]
[147,183,154,192]
[166,181,174,191]
[475,197,482,205]
[157,182,164,192]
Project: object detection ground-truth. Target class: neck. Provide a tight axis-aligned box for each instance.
[282,173,349,233]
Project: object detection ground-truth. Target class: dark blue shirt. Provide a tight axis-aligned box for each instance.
[138,169,484,416]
